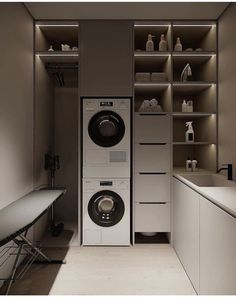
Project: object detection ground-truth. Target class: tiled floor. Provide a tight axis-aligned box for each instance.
[8,244,196,295]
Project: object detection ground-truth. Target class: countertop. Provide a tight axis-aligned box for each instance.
[173,168,236,218]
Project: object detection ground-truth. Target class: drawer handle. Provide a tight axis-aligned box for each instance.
[139,143,167,145]
[139,172,167,175]
[139,113,167,116]
[139,202,167,205]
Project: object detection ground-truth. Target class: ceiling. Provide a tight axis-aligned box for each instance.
[25,2,230,20]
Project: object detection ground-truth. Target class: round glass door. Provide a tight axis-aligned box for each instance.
[88,110,125,147]
[88,190,125,227]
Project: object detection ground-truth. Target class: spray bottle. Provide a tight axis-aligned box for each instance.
[185,121,194,143]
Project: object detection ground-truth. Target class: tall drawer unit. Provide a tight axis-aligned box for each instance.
[134,112,171,234]
[135,113,171,143]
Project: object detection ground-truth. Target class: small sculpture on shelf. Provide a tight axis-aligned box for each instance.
[139,98,163,112]
[61,44,71,51]
[48,45,54,51]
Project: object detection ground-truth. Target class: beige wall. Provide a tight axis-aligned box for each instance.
[0,3,33,208]
[218,3,236,180]
[0,3,33,287]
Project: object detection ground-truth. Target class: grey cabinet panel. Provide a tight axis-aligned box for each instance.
[135,144,171,172]
[200,198,236,295]
[135,173,170,203]
[135,203,170,232]
[173,178,200,293]
[135,113,171,143]
[80,21,133,96]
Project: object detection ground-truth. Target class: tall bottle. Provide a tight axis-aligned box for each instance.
[159,34,167,51]
[174,37,182,51]
[185,121,194,143]
[146,34,154,52]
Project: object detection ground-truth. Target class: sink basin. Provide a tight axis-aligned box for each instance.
[181,173,236,187]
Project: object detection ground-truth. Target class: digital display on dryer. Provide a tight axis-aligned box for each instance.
[100,101,113,107]
[100,181,113,186]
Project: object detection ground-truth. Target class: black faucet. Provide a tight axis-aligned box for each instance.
[217,164,233,180]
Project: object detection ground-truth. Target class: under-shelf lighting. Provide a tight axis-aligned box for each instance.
[36,53,78,57]
[36,24,79,27]
[173,53,216,57]
[173,24,216,27]
[134,24,170,27]
[134,53,170,57]
[135,82,170,87]
[172,83,214,86]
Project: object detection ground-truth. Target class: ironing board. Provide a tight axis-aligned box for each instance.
[0,188,66,294]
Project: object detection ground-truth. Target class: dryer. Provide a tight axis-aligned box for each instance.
[82,98,131,178]
[82,178,130,246]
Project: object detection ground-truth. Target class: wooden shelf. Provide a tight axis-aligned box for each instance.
[172,82,215,93]
[134,82,170,91]
[36,51,79,63]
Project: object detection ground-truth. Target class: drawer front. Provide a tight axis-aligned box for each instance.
[135,203,170,232]
[135,114,171,143]
[135,173,170,203]
[135,144,171,172]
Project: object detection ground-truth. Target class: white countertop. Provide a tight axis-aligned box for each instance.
[173,169,236,218]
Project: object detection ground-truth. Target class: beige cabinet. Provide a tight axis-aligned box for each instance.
[173,178,200,293]
[135,113,171,143]
[135,203,170,232]
[200,197,236,295]
[135,173,170,203]
[134,112,171,234]
[173,177,236,295]
[135,144,171,172]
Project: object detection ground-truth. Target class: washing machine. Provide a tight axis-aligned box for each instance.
[82,98,131,178]
[82,178,130,246]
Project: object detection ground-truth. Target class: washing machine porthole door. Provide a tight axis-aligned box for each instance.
[88,110,125,147]
[88,190,125,227]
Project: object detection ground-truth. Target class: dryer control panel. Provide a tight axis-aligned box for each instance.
[84,98,129,111]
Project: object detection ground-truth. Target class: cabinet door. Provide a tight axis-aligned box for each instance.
[135,173,170,203]
[135,203,170,232]
[200,197,236,295]
[135,144,171,172]
[173,178,200,293]
[135,113,171,143]
[80,21,133,96]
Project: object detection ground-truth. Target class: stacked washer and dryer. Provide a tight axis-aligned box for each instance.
[82,98,131,246]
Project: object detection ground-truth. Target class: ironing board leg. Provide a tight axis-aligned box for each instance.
[5,231,28,295]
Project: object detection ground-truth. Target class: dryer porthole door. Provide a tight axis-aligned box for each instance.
[88,110,125,147]
[88,190,125,227]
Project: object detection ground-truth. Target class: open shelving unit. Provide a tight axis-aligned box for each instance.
[35,21,79,87]
[134,21,217,172]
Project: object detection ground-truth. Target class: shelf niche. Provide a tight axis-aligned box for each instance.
[173,83,216,113]
[172,22,217,52]
[134,22,171,52]
[173,144,216,172]
[134,84,171,113]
